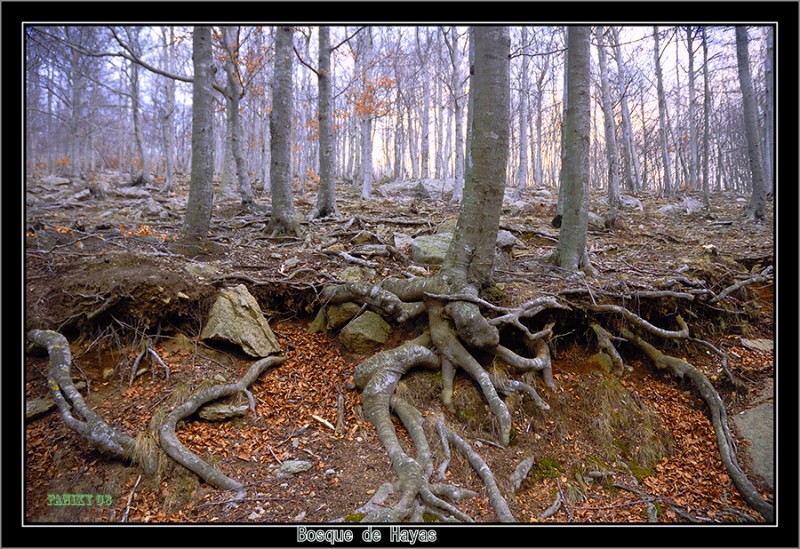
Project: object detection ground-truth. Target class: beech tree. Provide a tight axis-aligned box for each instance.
[554,26,592,272]
[182,26,216,240]
[313,26,518,522]
[735,26,768,223]
[267,26,300,235]
[595,25,620,227]
[309,25,337,219]
[653,26,673,197]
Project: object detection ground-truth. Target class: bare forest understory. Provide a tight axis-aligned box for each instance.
[24,171,775,525]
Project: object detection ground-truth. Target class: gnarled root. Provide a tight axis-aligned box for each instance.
[27,330,153,473]
[158,355,285,493]
[621,328,774,523]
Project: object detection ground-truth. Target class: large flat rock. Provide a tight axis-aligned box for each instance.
[732,402,774,491]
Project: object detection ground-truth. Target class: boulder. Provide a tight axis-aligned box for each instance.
[411,233,452,265]
[682,197,705,213]
[619,195,643,211]
[325,302,362,330]
[656,204,679,216]
[200,284,281,357]
[732,403,774,491]
[588,211,606,231]
[26,398,56,421]
[339,311,391,353]
[42,175,71,186]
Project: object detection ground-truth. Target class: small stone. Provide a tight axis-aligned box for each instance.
[26,398,56,421]
[212,374,227,383]
[199,403,249,421]
[325,469,336,476]
[102,368,116,381]
[276,460,313,478]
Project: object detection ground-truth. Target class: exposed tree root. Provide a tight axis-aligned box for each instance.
[620,327,774,523]
[28,327,285,495]
[27,329,154,474]
[158,355,285,493]
[321,274,568,522]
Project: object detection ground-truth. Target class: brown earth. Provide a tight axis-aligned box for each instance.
[23,172,775,526]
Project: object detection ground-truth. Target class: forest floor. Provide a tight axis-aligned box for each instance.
[24,172,775,526]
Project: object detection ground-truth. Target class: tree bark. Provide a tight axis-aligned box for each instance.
[653,27,673,197]
[595,26,619,227]
[268,26,300,235]
[687,26,698,189]
[160,28,177,193]
[702,26,711,209]
[611,26,641,195]
[182,26,216,240]
[514,27,530,199]
[310,26,338,219]
[764,27,774,194]
[735,26,768,222]
[442,27,509,289]
[555,26,592,272]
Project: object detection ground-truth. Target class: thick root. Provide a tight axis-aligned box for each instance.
[622,328,774,523]
[27,330,151,472]
[158,355,285,492]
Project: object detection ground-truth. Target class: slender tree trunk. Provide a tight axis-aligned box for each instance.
[595,26,619,227]
[126,28,150,184]
[556,27,569,219]
[309,26,337,218]
[417,28,432,179]
[359,28,374,198]
[611,26,640,195]
[514,27,529,199]
[159,28,177,193]
[764,26,774,194]
[446,27,465,203]
[183,26,216,240]
[555,26,592,272]
[687,26,698,189]
[654,27,673,197]
[222,27,254,206]
[702,26,711,208]
[268,26,300,235]
[735,26,768,222]
[67,28,83,179]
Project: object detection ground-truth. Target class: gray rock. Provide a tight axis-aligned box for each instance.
[199,403,249,421]
[588,211,606,231]
[276,459,313,478]
[739,338,773,353]
[338,266,374,282]
[26,398,56,421]
[411,233,452,265]
[619,195,643,211]
[496,229,520,251]
[531,189,553,199]
[184,263,218,279]
[656,204,678,216]
[42,175,71,186]
[200,284,281,357]
[682,197,705,213]
[732,403,774,491]
[325,302,362,331]
[339,311,391,353]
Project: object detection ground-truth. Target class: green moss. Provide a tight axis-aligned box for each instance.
[533,456,563,480]
[422,512,439,523]
[624,461,655,484]
[481,285,505,304]
[344,512,366,523]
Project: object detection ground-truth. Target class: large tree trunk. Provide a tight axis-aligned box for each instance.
[443,26,510,289]
[595,26,619,227]
[182,26,216,240]
[654,27,673,197]
[268,26,300,235]
[555,26,592,272]
[735,26,768,223]
[310,26,337,219]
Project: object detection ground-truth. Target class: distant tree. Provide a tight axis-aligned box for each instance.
[653,26,673,197]
[595,26,619,227]
[309,25,337,219]
[735,26,768,223]
[182,26,216,240]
